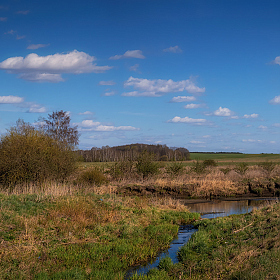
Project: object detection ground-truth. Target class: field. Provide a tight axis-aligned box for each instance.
[190,153,280,164]
[78,153,280,170]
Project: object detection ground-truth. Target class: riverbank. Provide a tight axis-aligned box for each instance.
[131,200,280,279]
[0,190,199,279]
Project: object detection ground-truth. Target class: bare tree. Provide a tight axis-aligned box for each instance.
[41,110,79,148]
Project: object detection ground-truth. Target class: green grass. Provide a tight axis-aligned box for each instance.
[0,192,199,279]
[132,202,280,279]
[77,154,280,170]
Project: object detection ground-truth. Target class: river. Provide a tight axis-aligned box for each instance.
[125,197,277,278]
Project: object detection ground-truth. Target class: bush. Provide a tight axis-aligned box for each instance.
[258,162,276,175]
[166,162,184,176]
[109,159,134,179]
[0,120,76,186]
[234,162,248,175]
[136,151,159,179]
[203,159,217,167]
[191,161,206,174]
[158,256,173,271]
[77,168,108,186]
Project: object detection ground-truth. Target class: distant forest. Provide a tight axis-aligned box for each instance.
[77,143,190,162]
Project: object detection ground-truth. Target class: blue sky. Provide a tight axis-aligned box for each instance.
[0,0,280,153]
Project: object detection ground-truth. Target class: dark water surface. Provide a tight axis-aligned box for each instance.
[125,197,277,278]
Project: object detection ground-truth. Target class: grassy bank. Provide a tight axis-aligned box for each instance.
[0,187,199,279]
[132,201,280,279]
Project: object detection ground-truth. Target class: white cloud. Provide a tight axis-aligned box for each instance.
[79,119,139,131]
[123,77,205,97]
[19,73,64,83]
[99,80,115,86]
[27,44,50,50]
[80,120,101,127]
[16,35,26,40]
[94,125,139,132]
[129,64,139,72]
[270,141,276,144]
[79,111,94,115]
[273,56,280,65]
[242,139,263,143]
[110,50,145,60]
[27,104,47,113]
[168,116,207,124]
[170,96,196,102]
[270,95,280,104]
[189,140,205,144]
[273,123,280,127]
[16,10,30,15]
[0,50,113,82]
[0,17,7,21]
[184,103,202,109]
[5,30,16,35]
[103,91,116,96]
[243,113,259,118]
[213,107,233,117]
[258,125,267,129]
[0,95,24,104]
[163,46,182,53]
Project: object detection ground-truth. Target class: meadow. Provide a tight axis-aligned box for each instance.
[1,153,280,279]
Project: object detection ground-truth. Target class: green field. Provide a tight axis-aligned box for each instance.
[78,153,280,169]
[190,153,280,165]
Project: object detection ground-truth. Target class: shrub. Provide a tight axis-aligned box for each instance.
[203,159,217,167]
[234,162,248,175]
[258,161,276,175]
[220,167,231,175]
[136,151,159,179]
[166,162,184,176]
[190,161,206,174]
[0,120,76,186]
[77,168,108,186]
[109,159,134,179]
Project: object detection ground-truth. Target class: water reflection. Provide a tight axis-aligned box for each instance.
[185,198,277,219]
[125,198,276,278]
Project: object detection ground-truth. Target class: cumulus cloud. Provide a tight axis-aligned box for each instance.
[27,104,47,113]
[78,120,139,132]
[79,111,94,115]
[189,140,205,144]
[109,50,145,60]
[99,80,115,86]
[243,113,259,118]
[168,116,207,125]
[129,64,139,72]
[103,91,116,96]
[170,96,196,102]
[16,35,25,40]
[184,103,202,109]
[213,107,233,117]
[5,30,16,35]
[16,10,30,15]
[0,50,113,82]
[272,56,280,65]
[123,77,205,97]
[27,44,50,50]
[258,125,267,129]
[163,46,182,53]
[0,95,24,104]
[242,139,263,143]
[270,95,280,104]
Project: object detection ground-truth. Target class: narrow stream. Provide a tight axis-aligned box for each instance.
[125,197,277,278]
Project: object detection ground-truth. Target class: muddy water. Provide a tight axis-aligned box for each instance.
[125,198,277,278]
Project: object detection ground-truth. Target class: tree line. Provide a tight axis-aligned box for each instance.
[77,143,190,162]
